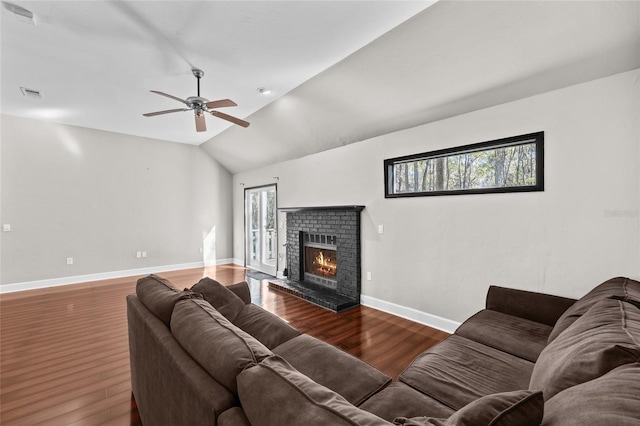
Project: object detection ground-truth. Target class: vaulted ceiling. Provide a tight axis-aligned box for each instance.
[3,1,639,174]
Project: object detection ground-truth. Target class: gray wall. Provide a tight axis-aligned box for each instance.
[1,115,233,286]
[232,69,640,324]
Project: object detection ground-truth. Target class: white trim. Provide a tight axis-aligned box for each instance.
[232,258,245,266]
[360,294,461,334]
[0,259,235,294]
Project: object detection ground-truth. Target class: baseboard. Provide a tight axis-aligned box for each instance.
[0,260,234,294]
[360,294,461,334]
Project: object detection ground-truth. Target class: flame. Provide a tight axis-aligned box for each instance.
[314,251,336,275]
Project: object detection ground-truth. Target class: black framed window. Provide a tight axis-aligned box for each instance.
[384,132,544,198]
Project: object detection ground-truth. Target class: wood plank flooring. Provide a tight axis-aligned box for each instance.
[1,265,449,425]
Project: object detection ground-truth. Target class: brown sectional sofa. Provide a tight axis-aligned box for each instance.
[127,275,640,425]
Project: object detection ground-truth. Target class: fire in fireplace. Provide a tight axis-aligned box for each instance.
[302,232,338,289]
[304,247,337,278]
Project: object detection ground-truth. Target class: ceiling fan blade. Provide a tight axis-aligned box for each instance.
[143,108,189,117]
[195,113,207,132]
[205,99,237,109]
[209,110,250,128]
[150,90,188,105]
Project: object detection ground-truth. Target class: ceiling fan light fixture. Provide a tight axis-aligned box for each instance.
[257,87,272,96]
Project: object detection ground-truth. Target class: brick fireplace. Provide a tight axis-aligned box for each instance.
[270,205,364,312]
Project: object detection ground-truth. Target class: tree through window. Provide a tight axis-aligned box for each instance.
[384,132,544,197]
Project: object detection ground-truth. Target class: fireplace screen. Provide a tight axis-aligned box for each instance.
[304,247,337,279]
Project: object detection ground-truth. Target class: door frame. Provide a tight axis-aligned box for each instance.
[244,184,278,275]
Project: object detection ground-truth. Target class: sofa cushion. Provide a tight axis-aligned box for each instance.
[399,335,534,410]
[191,276,247,322]
[359,382,454,422]
[273,333,391,406]
[218,407,251,426]
[232,303,301,349]
[530,297,640,400]
[136,274,196,327]
[393,390,543,426]
[237,355,391,426]
[548,277,639,343]
[542,363,640,426]
[455,309,553,362]
[171,298,272,395]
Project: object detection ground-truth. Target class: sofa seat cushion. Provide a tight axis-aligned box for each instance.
[359,382,454,422]
[393,389,544,426]
[530,297,640,400]
[542,363,640,426]
[237,356,391,426]
[548,277,640,343]
[399,335,534,410]
[232,303,301,349]
[136,274,196,327]
[191,277,247,322]
[455,309,552,362]
[171,298,272,395]
[273,334,391,406]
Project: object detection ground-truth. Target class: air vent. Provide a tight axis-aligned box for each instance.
[20,87,43,99]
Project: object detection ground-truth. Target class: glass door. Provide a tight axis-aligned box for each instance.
[245,185,277,276]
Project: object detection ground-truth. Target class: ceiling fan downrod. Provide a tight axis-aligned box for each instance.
[192,68,204,98]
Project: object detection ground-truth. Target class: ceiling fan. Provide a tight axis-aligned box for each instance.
[143,68,250,132]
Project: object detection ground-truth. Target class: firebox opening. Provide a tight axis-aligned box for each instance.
[304,247,337,279]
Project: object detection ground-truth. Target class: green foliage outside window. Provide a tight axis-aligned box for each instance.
[385,132,544,197]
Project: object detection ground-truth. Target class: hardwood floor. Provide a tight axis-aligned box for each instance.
[1,265,449,425]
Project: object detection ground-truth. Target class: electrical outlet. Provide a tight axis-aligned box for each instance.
[66,257,74,265]
[367,272,372,281]
[142,251,147,258]
[378,225,384,234]
[3,224,10,232]
[136,251,142,258]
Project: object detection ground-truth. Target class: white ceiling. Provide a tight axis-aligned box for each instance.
[2,1,640,175]
[1,0,433,144]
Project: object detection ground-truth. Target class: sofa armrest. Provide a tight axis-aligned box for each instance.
[227,281,251,304]
[485,286,576,326]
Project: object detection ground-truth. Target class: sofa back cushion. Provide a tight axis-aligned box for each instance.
[232,303,301,349]
[171,298,272,395]
[136,274,196,327]
[237,355,391,426]
[548,277,639,343]
[530,297,640,400]
[541,363,640,426]
[191,277,247,322]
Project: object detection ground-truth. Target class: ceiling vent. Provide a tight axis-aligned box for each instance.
[3,2,36,25]
[20,87,43,99]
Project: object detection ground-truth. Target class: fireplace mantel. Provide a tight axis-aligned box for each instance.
[278,205,365,213]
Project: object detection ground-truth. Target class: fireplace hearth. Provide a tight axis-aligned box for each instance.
[270,205,364,312]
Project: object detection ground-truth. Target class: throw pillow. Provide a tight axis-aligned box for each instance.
[541,363,640,426]
[136,274,193,326]
[530,297,640,400]
[548,277,633,343]
[171,298,272,395]
[191,276,246,322]
[393,390,543,426]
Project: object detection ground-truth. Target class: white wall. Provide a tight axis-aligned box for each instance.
[232,69,640,324]
[1,115,233,288]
